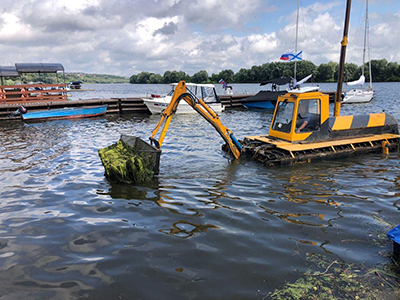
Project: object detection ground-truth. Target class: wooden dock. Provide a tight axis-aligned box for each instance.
[0,92,337,121]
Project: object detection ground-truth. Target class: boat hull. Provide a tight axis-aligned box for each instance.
[242,101,275,110]
[143,98,224,114]
[22,105,108,121]
[240,90,286,110]
[343,89,374,103]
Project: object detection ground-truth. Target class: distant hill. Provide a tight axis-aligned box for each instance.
[2,72,129,85]
[65,73,129,84]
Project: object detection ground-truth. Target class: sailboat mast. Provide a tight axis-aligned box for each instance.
[334,0,352,117]
[366,0,372,89]
[362,0,368,79]
[294,0,300,80]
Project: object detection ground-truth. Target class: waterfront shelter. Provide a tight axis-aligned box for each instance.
[0,63,68,103]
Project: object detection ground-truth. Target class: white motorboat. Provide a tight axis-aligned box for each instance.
[343,0,374,103]
[143,83,224,114]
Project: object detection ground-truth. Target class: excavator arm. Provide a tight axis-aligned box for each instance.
[149,81,242,159]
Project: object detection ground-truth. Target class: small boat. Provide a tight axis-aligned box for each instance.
[68,81,83,90]
[22,105,107,121]
[342,0,374,103]
[240,77,292,109]
[143,83,224,114]
[343,77,374,103]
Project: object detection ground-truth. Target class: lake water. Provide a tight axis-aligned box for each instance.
[1,82,400,299]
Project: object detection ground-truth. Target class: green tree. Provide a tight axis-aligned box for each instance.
[371,59,388,82]
[129,74,138,83]
[136,71,151,83]
[211,69,234,83]
[163,71,172,83]
[343,62,360,82]
[295,61,317,81]
[148,73,163,84]
[191,70,209,83]
[316,62,337,82]
[386,62,400,82]
[234,68,251,83]
[250,65,262,82]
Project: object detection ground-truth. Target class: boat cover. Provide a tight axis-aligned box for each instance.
[260,77,292,86]
[15,63,65,73]
[0,66,19,77]
[388,224,400,245]
[241,90,287,103]
[346,75,365,86]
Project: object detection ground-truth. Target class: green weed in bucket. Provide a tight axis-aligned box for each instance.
[98,139,155,184]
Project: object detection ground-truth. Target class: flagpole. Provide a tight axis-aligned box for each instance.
[294,0,299,80]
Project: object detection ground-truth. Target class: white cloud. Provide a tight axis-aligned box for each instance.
[0,0,398,76]
[0,13,33,41]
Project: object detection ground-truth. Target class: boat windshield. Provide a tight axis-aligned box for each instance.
[201,87,217,103]
[272,101,295,133]
[167,84,217,103]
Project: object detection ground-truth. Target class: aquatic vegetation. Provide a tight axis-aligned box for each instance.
[265,252,399,300]
[266,218,400,300]
[98,140,154,184]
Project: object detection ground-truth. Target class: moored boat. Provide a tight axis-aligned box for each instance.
[22,105,107,121]
[342,0,374,103]
[143,83,224,114]
[240,77,292,109]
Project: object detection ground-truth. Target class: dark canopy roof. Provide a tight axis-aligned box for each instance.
[15,63,64,73]
[260,77,292,86]
[0,66,19,77]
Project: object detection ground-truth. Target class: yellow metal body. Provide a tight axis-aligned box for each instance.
[245,88,400,159]
[246,133,399,154]
[150,81,241,159]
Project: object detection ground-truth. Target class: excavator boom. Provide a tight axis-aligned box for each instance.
[149,81,242,159]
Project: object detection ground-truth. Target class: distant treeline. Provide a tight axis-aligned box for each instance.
[2,73,128,85]
[130,59,400,84]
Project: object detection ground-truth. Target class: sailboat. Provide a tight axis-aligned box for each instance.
[343,0,374,103]
[241,1,316,110]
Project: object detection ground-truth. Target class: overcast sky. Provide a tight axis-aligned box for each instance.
[0,0,398,77]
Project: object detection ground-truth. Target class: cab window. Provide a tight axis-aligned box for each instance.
[272,101,295,133]
[296,99,321,132]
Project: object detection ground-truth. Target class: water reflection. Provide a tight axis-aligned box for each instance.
[159,220,219,238]
[0,83,399,299]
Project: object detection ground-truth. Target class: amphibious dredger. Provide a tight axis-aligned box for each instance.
[239,88,400,166]
[148,80,399,168]
[148,0,399,168]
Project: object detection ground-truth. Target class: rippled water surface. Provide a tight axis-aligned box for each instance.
[1,83,400,299]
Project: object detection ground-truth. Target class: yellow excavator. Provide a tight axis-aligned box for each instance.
[149,81,242,160]
[148,80,399,167]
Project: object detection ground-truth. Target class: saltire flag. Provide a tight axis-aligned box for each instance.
[280,51,302,62]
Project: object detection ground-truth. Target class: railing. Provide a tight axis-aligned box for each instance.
[0,83,68,103]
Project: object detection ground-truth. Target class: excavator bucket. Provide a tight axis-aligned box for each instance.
[120,135,161,174]
[98,134,161,184]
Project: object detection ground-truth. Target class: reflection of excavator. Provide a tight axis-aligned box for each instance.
[149,81,242,159]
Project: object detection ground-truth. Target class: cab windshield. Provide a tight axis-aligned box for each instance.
[272,101,294,133]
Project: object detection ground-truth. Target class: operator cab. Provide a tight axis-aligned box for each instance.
[269,90,330,142]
